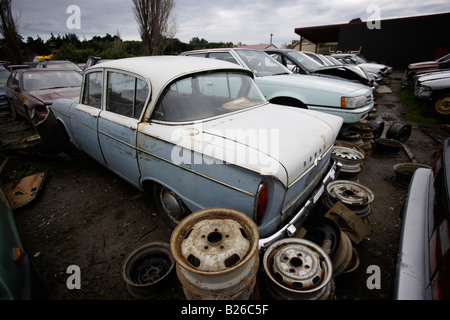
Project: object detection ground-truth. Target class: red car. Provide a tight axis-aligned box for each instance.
[5,68,81,128]
[406,53,450,83]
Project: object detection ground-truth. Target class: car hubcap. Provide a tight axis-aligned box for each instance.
[160,188,185,224]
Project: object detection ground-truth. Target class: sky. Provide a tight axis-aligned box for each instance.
[10,0,450,48]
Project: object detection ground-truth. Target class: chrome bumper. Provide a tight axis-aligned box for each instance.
[258,160,342,252]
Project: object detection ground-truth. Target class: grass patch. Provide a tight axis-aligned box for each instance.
[397,87,448,131]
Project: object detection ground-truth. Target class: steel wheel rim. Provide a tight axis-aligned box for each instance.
[435,96,450,114]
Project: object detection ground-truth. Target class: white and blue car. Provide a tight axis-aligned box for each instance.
[49,56,343,250]
[181,48,374,124]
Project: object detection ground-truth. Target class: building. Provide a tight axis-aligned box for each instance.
[294,12,450,69]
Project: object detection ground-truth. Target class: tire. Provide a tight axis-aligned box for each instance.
[153,184,190,228]
[434,94,450,115]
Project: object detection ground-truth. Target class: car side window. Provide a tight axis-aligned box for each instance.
[82,71,103,109]
[208,52,239,65]
[106,71,149,119]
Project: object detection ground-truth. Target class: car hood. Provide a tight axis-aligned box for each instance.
[408,61,438,70]
[417,70,450,83]
[257,73,368,95]
[27,87,81,105]
[147,104,343,187]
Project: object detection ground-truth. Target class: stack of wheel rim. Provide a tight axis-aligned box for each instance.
[303,218,359,278]
[352,122,375,151]
[263,238,335,300]
[323,180,375,219]
[170,207,259,300]
[331,146,365,175]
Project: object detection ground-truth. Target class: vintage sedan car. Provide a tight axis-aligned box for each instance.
[49,56,343,249]
[266,49,376,89]
[394,137,450,299]
[0,175,43,299]
[181,48,374,124]
[414,70,450,114]
[5,68,82,128]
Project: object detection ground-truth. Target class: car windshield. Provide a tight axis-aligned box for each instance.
[324,56,343,65]
[235,50,290,76]
[152,71,266,122]
[286,51,323,71]
[23,71,82,91]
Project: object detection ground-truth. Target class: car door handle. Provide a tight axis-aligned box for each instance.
[90,113,98,118]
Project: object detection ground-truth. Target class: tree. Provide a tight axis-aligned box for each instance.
[0,0,23,63]
[132,0,176,56]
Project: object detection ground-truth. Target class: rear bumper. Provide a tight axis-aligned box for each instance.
[258,159,341,252]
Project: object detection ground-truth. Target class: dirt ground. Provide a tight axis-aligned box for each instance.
[1,72,448,301]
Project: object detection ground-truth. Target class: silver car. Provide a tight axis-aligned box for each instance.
[394,137,450,299]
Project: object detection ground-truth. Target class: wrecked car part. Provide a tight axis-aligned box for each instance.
[386,123,412,142]
[331,146,364,174]
[263,238,335,300]
[170,207,259,300]
[393,163,431,187]
[324,180,375,218]
[121,242,176,300]
[374,138,403,156]
[5,170,47,209]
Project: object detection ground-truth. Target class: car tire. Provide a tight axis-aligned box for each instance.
[434,94,450,115]
[153,184,190,228]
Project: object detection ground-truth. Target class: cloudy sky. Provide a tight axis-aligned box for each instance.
[11,0,450,47]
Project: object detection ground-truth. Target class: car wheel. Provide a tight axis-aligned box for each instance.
[435,95,450,115]
[153,184,190,228]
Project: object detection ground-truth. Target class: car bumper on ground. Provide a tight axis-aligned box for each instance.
[393,167,432,300]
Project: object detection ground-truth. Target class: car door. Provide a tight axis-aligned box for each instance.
[70,70,106,166]
[6,71,23,118]
[97,70,149,188]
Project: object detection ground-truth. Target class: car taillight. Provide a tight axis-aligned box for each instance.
[431,219,450,299]
[254,183,267,226]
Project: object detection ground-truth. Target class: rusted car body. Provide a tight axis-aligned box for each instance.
[5,69,81,136]
[49,56,343,250]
